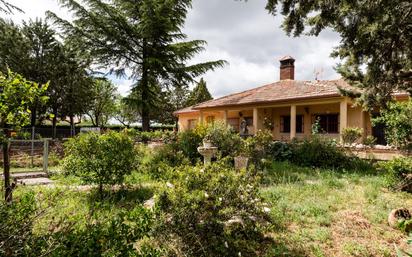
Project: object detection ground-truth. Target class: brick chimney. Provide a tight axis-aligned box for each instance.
[279,56,295,80]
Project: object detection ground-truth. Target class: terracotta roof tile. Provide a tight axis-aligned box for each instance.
[193,79,353,109]
[173,105,199,115]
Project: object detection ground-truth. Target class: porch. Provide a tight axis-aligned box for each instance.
[195,97,372,142]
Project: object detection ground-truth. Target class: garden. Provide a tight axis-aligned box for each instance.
[1,122,411,257]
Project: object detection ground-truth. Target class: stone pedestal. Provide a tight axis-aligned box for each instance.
[197,146,218,165]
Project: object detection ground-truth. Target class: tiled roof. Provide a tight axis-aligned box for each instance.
[193,79,353,109]
[173,105,199,115]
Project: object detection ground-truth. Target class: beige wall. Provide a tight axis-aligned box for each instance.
[177,100,376,141]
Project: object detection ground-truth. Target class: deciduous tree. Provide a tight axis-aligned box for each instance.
[0,70,47,202]
[86,78,117,128]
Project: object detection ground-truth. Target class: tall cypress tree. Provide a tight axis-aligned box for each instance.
[186,78,213,106]
[48,0,226,131]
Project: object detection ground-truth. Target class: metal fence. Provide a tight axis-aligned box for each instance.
[0,139,50,173]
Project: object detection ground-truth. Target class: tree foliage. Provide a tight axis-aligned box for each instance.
[113,97,139,127]
[0,18,93,132]
[373,99,412,149]
[265,0,412,109]
[48,0,226,131]
[0,70,48,202]
[0,0,22,14]
[86,78,117,128]
[63,131,137,195]
[186,78,213,106]
[0,70,48,130]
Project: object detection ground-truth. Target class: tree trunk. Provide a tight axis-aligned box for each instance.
[141,41,150,132]
[95,114,100,128]
[52,107,58,139]
[70,115,75,137]
[3,128,12,203]
[30,105,37,127]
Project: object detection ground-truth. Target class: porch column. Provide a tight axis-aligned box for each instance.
[253,108,258,135]
[290,105,297,140]
[340,99,348,142]
[199,111,204,125]
[360,110,367,140]
[223,110,228,125]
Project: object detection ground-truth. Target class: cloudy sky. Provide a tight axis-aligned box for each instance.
[6,0,341,98]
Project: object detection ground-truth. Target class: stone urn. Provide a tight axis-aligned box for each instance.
[197,145,218,165]
[234,156,249,171]
[203,139,213,148]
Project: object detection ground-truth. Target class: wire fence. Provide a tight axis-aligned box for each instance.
[0,139,51,173]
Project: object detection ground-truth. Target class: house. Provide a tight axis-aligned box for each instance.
[174,56,409,144]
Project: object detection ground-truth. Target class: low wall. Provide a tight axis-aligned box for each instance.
[346,147,411,161]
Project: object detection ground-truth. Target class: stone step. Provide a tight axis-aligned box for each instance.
[10,172,48,179]
[16,177,54,186]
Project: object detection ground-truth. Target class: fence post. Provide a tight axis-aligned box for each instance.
[31,126,35,168]
[43,139,49,174]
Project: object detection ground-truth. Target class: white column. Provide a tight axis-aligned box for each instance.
[223,110,228,125]
[253,108,258,135]
[290,105,296,140]
[360,110,367,140]
[340,99,348,142]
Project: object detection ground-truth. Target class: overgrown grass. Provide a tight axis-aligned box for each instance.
[262,161,412,257]
[2,157,411,256]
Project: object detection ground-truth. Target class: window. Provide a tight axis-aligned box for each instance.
[206,116,215,123]
[314,114,339,133]
[227,118,240,132]
[280,115,304,133]
[188,119,198,130]
[280,116,291,133]
[297,115,304,133]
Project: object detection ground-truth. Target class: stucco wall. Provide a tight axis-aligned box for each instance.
[177,102,372,141]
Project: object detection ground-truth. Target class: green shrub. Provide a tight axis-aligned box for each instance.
[373,99,412,149]
[243,130,274,170]
[379,157,412,192]
[154,162,271,256]
[203,121,243,158]
[268,141,293,161]
[176,130,203,163]
[51,206,155,257]
[363,135,377,146]
[291,136,349,169]
[142,144,190,180]
[126,129,165,143]
[63,131,137,194]
[0,192,40,257]
[342,127,363,145]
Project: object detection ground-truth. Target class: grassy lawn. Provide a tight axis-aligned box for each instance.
[262,162,412,257]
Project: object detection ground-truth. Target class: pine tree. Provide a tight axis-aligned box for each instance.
[264,0,412,109]
[186,78,213,106]
[48,0,226,131]
[0,0,22,14]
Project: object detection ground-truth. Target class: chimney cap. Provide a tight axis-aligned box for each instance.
[279,55,295,61]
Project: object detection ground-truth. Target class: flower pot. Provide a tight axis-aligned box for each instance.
[234,156,249,171]
[203,140,213,148]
